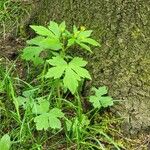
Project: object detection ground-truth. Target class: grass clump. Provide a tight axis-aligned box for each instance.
[0,0,32,38]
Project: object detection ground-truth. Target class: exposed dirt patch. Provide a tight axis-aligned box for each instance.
[0,36,25,59]
[0,36,27,80]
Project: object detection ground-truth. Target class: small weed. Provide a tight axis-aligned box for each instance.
[0,21,122,149]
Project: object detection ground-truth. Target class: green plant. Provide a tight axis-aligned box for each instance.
[89,86,114,109]
[21,21,99,93]
[19,21,120,149]
[45,56,91,94]
[17,94,64,130]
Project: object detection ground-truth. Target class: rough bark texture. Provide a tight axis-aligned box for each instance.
[18,0,150,135]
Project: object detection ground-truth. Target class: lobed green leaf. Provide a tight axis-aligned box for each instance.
[69,57,87,67]
[89,86,114,109]
[76,41,92,53]
[30,25,55,38]
[59,21,66,32]
[48,21,60,38]
[78,30,93,38]
[63,67,80,94]
[34,108,64,130]
[67,38,75,47]
[26,36,45,46]
[45,66,66,79]
[45,56,91,94]
[39,38,62,50]
[47,55,67,66]
[34,113,49,130]
[81,38,100,46]
[32,99,49,114]
[100,97,113,108]
[73,25,78,34]
[21,46,44,65]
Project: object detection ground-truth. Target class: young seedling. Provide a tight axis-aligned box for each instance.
[89,86,114,109]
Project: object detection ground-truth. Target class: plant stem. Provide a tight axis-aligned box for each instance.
[9,78,21,121]
[40,61,47,94]
[75,93,83,118]
[75,92,83,149]
[57,83,62,108]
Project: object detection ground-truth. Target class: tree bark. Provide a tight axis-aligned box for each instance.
[26,0,150,135]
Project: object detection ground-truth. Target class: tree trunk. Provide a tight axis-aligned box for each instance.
[27,0,150,135]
